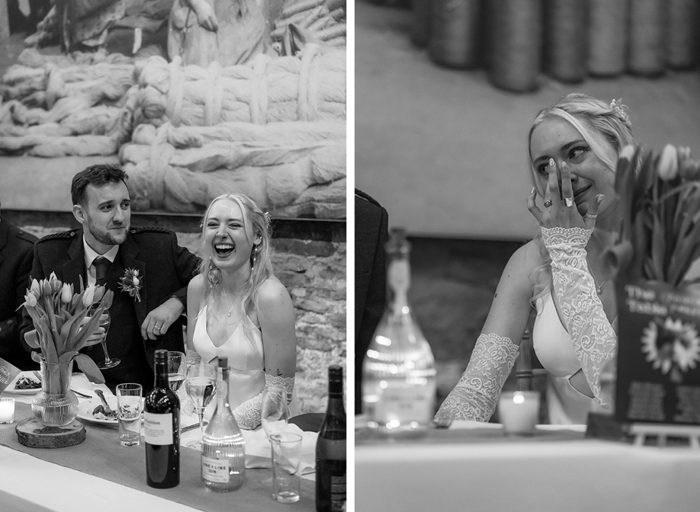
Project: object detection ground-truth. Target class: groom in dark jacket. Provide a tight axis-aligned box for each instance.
[21,164,200,390]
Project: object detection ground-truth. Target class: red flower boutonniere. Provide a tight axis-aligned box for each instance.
[119,268,142,302]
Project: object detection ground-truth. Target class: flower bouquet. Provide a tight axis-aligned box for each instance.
[606,144,700,426]
[21,272,114,426]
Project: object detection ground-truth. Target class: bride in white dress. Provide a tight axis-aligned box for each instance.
[186,193,298,429]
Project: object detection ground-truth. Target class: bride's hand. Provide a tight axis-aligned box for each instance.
[526,158,603,230]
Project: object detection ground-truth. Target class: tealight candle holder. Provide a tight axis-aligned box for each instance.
[498,391,540,435]
[0,397,16,424]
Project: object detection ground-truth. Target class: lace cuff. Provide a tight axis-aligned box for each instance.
[233,374,295,430]
[434,333,519,423]
[541,226,617,405]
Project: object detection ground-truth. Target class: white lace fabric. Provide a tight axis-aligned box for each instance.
[434,333,519,423]
[541,226,617,406]
[233,373,295,430]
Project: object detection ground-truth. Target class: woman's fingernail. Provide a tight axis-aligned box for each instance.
[597,194,605,203]
[530,187,536,194]
[549,158,555,167]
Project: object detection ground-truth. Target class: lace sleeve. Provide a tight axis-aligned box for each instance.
[233,374,295,430]
[541,226,617,405]
[434,333,519,423]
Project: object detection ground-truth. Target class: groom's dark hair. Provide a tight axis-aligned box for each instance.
[71,164,129,206]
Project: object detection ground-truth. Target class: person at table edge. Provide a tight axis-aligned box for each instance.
[0,199,38,370]
[20,164,201,390]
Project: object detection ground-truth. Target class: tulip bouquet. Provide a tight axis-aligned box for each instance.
[608,144,700,287]
[21,273,114,392]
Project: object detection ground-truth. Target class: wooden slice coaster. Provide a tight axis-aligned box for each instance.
[16,418,86,448]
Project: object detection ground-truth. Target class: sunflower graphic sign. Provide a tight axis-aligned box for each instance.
[616,281,700,425]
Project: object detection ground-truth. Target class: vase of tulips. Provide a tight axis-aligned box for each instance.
[21,273,113,426]
[606,144,700,426]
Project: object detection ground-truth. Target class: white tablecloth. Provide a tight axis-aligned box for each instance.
[356,424,700,512]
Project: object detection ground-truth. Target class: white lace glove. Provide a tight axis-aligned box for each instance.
[434,333,519,423]
[542,226,618,406]
[233,374,295,430]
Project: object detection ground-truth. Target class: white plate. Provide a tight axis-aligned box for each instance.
[4,371,42,395]
[78,399,118,426]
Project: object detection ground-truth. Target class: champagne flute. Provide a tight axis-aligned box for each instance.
[166,351,186,392]
[185,360,217,439]
[97,310,120,369]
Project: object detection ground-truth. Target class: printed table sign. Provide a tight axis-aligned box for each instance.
[616,281,700,425]
[0,357,22,394]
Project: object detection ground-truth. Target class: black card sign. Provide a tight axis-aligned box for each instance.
[615,281,700,425]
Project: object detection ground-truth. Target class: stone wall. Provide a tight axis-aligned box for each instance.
[19,223,346,414]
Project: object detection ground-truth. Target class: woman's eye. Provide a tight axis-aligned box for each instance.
[569,146,587,159]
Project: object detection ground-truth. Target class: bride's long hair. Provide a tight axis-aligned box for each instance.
[527,93,637,304]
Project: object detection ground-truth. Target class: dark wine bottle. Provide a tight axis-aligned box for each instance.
[145,349,180,488]
[315,365,346,512]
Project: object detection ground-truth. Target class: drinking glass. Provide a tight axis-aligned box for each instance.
[185,360,217,439]
[261,385,290,485]
[270,432,302,503]
[116,383,142,446]
[95,310,119,369]
[166,351,186,393]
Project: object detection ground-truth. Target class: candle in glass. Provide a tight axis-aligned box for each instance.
[0,397,15,423]
[498,391,539,435]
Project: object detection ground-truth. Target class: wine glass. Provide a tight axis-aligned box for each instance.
[185,360,217,439]
[96,310,120,369]
[166,351,186,393]
[83,308,120,369]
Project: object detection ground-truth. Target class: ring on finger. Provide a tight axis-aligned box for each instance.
[543,199,553,208]
[585,213,598,219]
[564,197,575,208]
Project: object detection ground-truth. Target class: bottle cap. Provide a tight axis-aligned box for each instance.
[218,357,228,367]
[385,227,410,255]
[154,349,167,363]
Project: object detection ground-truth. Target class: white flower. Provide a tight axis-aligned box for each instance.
[658,144,678,181]
[30,279,41,299]
[24,292,37,308]
[82,285,96,307]
[60,283,73,304]
[619,144,636,162]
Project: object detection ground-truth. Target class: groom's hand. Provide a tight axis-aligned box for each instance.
[141,297,184,340]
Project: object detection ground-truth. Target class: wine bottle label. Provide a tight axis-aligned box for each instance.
[375,381,435,422]
[144,412,174,445]
[330,474,347,511]
[202,456,230,483]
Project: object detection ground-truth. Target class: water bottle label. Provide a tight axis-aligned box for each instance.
[144,412,173,445]
[202,456,230,483]
[376,383,435,422]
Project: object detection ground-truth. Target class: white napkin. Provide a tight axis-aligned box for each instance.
[243,424,318,476]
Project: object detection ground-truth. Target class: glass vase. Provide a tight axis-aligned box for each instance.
[32,359,79,426]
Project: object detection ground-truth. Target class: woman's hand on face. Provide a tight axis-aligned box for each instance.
[527,158,603,230]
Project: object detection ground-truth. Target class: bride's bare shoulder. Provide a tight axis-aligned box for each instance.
[504,239,544,275]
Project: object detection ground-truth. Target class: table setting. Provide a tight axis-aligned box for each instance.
[0,273,318,512]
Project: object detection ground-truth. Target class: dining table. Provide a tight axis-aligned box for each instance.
[0,373,316,512]
[355,419,700,512]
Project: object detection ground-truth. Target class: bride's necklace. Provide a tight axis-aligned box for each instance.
[591,273,608,295]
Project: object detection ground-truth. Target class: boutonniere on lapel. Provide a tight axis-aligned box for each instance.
[119,268,142,302]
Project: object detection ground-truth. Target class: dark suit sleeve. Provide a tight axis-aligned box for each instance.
[355,191,389,413]
[19,243,47,353]
[167,231,201,310]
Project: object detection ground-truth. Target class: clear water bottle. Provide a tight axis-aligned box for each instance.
[362,228,437,437]
[201,357,245,491]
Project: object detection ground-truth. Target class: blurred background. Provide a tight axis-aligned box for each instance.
[355,0,700,411]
